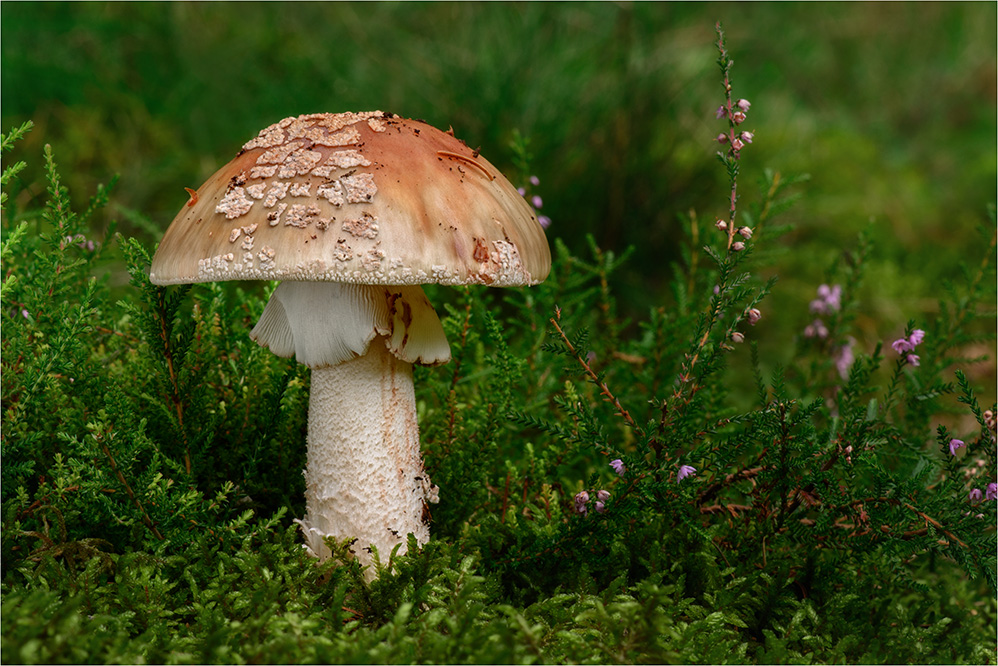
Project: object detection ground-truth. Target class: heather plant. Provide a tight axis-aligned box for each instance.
[2,25,996,665]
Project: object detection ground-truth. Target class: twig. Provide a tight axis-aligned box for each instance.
[94,426,164,541]
[550,307,640,434]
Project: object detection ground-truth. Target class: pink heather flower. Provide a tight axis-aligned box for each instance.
[529,175,540,186]
[809,284,842,315]
[715,219,728,231]
[715,105,727,119]
[597,490,610,502]
[717,133,729,144]
[818,284,842,311]
[834,340,855,380]
[732,111,747,124]
[986,483,997,501]
[746,308,762,325]
[731,331,745,343]
[739,131,754,144]
[969,488,983,504]
[738,227,753,240]
[538,215,551,229]
[531,195,543,209]
[891,338,914,354]
[732,241,745,251]
[948,439,965,456]
[21,309,29,319]
[906,354,920,367]
[575,490,590,505]
[677,465,697,482]
[517,187,526,196]
[731,138,744,151]
[804,319,829,339]
[736,98,751,112]
[610,459,625,476]
[594,501,606,514]
[908,329,925,347]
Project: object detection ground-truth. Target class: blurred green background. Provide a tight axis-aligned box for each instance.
[3,2,995,362]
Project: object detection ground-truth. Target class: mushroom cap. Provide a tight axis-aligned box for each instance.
[150,111,551,287]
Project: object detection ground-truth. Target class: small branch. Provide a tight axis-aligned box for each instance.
[156,291,191,474]
[444,293,474,454]
[95,427,164,541]
[550,308,640,434]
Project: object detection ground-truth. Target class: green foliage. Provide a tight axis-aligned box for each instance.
[3,29,996,664]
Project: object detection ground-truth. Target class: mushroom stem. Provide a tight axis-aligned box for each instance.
[296,340,437,575]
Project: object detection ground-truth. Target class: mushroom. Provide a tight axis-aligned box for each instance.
[149,111,551,575]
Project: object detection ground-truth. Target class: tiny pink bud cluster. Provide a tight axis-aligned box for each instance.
[804,284,843,340]
[714,98,754,157]
[891,328,926,367]
[519,175,551,229]
[982,410,995,434]
[575,488,612,515]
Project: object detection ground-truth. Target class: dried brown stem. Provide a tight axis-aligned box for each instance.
[550,309,640,434]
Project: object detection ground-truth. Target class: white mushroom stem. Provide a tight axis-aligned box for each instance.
[250,281,449,577]
[298,341,435,569]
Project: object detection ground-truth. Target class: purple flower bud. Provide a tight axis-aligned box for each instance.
[892,338,914,354]
[531,195,543,209]
[987,483,997,501]
[738,227,753,240]
[732,111,747,124]
[969,488,983,504]
[834,341,854,380]
[610,459,625,476]
[517,187,526,196]
[586,350,597,364]
[907,354,920,367]
[736,99,751,112]
[538,215,551,229]
[713,285,720,295]
[746,308,761,325]
[21,309,29,319]
[732,241,745,251]
[575,490,590,505]
[594,501,606,514]
[715,219,727,231]
[715,105,727,119]
[597,490,610,502]
[908,329,925,347]
[677,465,697,482]
[529,175,540,186]
[824,285,842,311]
[731,331,745,344]
[740,131,754,144]
[716,133,729,144]
[731,138,745,151]
[948,438,965,456]
[804,319,829,339]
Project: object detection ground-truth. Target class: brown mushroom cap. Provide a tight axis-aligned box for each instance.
[149,111,551,287]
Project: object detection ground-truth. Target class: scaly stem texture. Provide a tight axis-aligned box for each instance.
[297,342,435,577]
